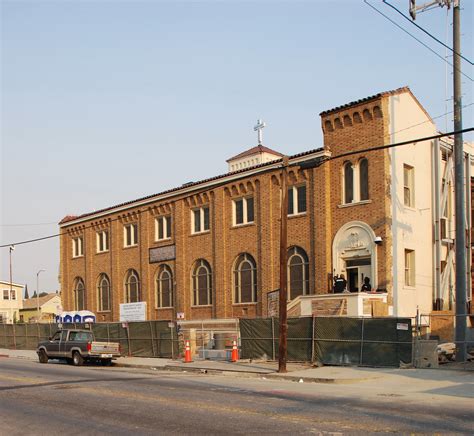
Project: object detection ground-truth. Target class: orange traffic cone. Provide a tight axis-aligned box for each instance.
[231,340,239,362]
[184,340,193,363]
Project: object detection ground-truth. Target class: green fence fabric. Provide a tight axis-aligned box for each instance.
[240,317,312,361]
[240,318,274,360]
[241,317,413,367]
[0,321,178,359]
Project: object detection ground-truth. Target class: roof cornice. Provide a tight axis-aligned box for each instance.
[60,147,328,227]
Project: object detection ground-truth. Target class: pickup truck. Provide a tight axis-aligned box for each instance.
[37,329,121,366]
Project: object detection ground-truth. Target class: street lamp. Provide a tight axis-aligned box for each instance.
[36,269,46,323]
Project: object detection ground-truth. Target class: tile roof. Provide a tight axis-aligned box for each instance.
[59,145,325,226]
[22,293,57,309]
[319,86,411,116]
[226,145,283,162]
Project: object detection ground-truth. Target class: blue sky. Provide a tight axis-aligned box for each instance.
[1,0,473,294]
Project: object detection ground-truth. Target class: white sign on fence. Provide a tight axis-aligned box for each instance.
[119,302,147,322]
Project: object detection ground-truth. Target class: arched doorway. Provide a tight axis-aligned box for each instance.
[332,221,377,292]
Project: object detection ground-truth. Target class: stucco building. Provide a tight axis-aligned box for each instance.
[59,87,473,322]
[0,280,24,323]
[19,293,62,323]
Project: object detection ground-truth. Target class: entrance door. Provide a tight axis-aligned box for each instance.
[345,258,371,292]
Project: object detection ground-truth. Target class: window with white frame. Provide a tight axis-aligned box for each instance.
[155,216,172,241]
[72,237,84,257]
[403,164,415,208]
[233,197,254,226]
[97,273,111,312]
[10,290,16,300]
[192,259,212,306]
[124,223,138,247]
[343,158,369,204]
[287,246,310,299]
[124,269,140,303]
[288,185,307,215]
[73,277,85,311]
[404,249,415,287]
[96,230,109,253]
[192,206,210,234]
[3,290,9,300]
[156,264,173,308]
[233,253,257,303]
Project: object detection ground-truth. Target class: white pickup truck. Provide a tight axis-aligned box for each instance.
[37,329,121,366]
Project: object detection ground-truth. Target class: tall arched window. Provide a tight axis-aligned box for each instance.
[73,277,85,311]
[287,247,309,300]
[97,273,111,312]
[344,162,354,204]
[359,158,369,201]
[124,269,140,303]
[233,253,257,303]
[192,259,212,306]
[156,265,173,308]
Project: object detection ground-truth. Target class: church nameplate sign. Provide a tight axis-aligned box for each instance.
[149,245,176,263]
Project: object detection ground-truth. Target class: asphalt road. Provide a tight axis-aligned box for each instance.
[0,358,472,435]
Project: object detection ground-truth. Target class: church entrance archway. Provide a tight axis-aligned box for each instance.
[333,222,377,293]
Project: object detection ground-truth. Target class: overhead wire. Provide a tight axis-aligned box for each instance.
[382,0,473,65]
[363,0,473,82]
[1,126,473,249]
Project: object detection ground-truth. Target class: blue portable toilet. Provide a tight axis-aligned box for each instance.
[63,313,73,323]
[79,310,96,323]
[73,313,82,323]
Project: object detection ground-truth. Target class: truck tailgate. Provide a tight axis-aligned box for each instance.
[90,341,120,356]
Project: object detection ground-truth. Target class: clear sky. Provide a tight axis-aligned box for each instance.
[1,0,473,295]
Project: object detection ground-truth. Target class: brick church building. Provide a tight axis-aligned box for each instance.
[59,87,473,322]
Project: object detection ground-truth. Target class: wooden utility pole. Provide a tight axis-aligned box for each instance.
[278,156,289,373]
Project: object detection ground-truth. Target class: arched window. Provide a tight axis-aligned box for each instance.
[233,253,257,303]
[344,162,354,204]
[124,269,140,303]
[192,259,212,306]
[359,158,369,201]
[97,273,111,312]
[73,277,85,311]
[156,265,173,308]
[287,247,309,300]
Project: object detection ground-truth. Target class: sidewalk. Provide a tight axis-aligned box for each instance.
[1,348,473,383]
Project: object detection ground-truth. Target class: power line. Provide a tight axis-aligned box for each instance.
[382,0,473,65]
[1,126,472,249]
[389,102,474,136]
[363,0,473,82]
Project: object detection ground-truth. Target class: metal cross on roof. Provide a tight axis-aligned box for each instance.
[254,119,266,145]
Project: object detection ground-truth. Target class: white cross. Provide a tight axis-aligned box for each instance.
[254,119,266,145]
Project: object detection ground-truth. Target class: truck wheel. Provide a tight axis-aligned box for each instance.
[38,350,48,364]
[101,359,112,366]
[72,351,84,366]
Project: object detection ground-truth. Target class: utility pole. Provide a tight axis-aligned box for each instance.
[409,0,466,361]
[278,156,289,373]
[9,245,14,323]
[452,0,467,362]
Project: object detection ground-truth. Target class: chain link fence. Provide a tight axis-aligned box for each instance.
[0,321,179,359]
[240,317,413,367]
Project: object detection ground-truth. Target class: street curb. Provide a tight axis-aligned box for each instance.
[113,362,271,376]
